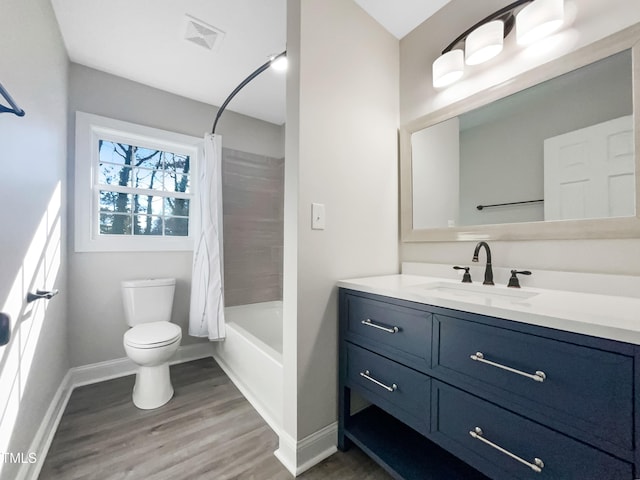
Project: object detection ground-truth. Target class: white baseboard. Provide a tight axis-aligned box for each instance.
[72,342,213,387]
[212,351,282,437]
[16,371,73,480]
[18,343,213,480]
[274,423,338,477]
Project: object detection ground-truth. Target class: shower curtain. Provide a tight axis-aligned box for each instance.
[189,133,225,340]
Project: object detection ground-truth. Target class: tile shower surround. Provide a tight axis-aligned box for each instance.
[222,148,284,306]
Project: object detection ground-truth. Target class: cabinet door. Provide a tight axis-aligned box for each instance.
[431,381,633,480]
[433,314,633,452]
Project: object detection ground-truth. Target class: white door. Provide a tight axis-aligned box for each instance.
[544,115,635,221]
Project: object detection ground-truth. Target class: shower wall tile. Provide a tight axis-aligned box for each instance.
[222,148,284,307]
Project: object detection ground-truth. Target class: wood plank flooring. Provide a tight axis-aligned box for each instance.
[40,358,391,480]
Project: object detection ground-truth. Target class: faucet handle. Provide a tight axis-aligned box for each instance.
[453,266,472,283]
[508,270,532,288]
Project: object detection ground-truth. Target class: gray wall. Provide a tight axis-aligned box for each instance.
[282,0,399,446]
[67,64,284,367]
[0,1,69,478]
[400,0,640,276]
[222,148,284,306]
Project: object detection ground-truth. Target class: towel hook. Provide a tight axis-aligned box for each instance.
[0,81,25,117]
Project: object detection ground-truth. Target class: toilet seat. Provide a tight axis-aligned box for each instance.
[124,321,181,349]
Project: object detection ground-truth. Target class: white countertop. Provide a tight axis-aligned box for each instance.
[337,274,640,345]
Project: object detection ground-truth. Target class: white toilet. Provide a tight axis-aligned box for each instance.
[121,278,182,410]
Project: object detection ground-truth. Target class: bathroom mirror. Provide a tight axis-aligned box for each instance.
[400,25,640,242]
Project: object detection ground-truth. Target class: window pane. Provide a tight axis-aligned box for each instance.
[134,194,163,216]
[99,140,142,166]
[134,215,163,235]
[100,213,131,235]
[164,173,191,193]
[135,148,162,170]
[134,168,165,191]
[165,153,190,175]
[99,164,132,187]
[164,153,191,193]
[164,217,189,236]
[164,197,190,217]
[99,140,125,165]
[99,191,131,213]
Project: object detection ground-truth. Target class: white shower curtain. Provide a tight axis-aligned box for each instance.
[189,133,225,340]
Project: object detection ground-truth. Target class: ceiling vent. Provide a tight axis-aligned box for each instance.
[183,14,225,51]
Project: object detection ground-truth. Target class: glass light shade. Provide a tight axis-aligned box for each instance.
[465,20,504,65]
[516,0,565,46]
[433,49,464,88]
[270,55,288,71]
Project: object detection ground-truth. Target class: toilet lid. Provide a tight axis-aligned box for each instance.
[124,322,181,348]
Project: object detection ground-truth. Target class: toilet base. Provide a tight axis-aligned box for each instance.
[132,363,174,410]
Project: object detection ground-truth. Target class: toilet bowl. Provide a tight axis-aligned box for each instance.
[121,278,181,410]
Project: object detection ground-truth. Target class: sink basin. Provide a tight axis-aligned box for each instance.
[416,281,539,303]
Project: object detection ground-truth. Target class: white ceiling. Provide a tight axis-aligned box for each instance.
[51,0,448,126]
[354,0,452,39]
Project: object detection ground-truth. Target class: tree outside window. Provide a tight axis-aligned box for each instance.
[98,140,191,237]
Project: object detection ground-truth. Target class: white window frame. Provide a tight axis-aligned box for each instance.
[75,111,203,252]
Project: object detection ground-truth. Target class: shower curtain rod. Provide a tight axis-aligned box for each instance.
[211,50,286,135]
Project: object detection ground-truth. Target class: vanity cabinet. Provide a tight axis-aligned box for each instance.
[338,288,638,480]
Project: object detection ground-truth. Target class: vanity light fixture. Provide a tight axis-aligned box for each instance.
[432,0,565,88]
[432,49,465,88]
[465,20,505,66]
[516,0,565,45]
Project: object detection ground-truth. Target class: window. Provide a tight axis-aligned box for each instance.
[75,112,202,252]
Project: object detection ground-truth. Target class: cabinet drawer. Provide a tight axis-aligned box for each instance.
[344,293,431,370]
[434,315,633,451]
[432,381,633,480]
[346,343,430,435]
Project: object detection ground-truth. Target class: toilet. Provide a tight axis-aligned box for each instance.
[121,278,182,409]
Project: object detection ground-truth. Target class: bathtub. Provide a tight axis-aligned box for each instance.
[213,301,283,433]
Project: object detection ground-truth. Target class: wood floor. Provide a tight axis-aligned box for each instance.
[40,358,391,480]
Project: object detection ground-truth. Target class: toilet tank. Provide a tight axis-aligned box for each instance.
[121,278,176,326]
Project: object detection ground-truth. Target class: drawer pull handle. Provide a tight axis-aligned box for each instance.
[361,319,399,334]
[470,352,546,383]
[360,370,397,392]
[470,427,544,473]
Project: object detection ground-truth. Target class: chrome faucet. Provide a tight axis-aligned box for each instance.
[472,241,494,285]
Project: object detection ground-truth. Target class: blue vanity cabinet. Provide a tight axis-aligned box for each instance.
[338,288,638,480]
[432,380,633,480]
[433,313,635,456]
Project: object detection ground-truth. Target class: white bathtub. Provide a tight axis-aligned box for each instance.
[213,301,283,433]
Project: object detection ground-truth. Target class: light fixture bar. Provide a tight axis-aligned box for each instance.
[441,0,533,55]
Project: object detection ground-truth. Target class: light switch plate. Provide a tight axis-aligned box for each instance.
[312,203,326,230]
